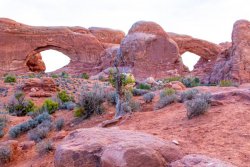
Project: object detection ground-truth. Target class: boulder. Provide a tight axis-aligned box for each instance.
[26,53,46,72]
[165,81,186,91]
[120,21,184,80]
[54,128,183,167]
[23,77,58,93]
[170,154,236,167]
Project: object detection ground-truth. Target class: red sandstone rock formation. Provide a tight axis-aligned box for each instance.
[54,128,183,167]
[0,18,124,75]
[26,53,46,72]
[209,20,250,83]
[120,21,185,79]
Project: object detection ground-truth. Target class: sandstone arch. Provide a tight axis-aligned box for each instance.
[0,18,125,75]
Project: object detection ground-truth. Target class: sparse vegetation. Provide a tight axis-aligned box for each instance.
[155,95,177,110]
[0,112,8,138]
[6,91,36,116]
[75,84,105,119]
[160,88,176,98]
[185,93,211,119]
[61,101,76,110]
[137,83,151,90]
[28,120,52,142]
[109,72,135,88]
[74,107,85,117]
[57,90,74,103]
[36,140,54,155]
[51,74,59,78]
[42,99,59,114]
[81,73,89,79]
[143,92,155,103]
[164,76,182,83]
[182,77,200,87]
[0,145,12,164]
[60,71,69,78]
[4,74,16,83]
[219,80,233,87]
[106,91,117,105]
[180,89,199,102]
[8,112,51,139]
[131,88,149,96]
[55,118,64,131]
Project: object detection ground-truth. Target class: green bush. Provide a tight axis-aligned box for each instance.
[182,77,200,88]
[155,95,177,110]
[74,107,86,117]
[51,74,58,78]
[0,145,12,164]
[219,80,233,87]
[4,75,16,83]
[81,73,89,79]
[6,91,36,116]
[143,92,155,103]
[137,83,151,90]
[109,72,135,88]
[160,88,176,98]
[36,140,54,155]
[185,93,211,119]
[42,99,59,114]
[57,90,73,103]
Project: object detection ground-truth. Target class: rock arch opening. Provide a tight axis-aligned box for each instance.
[41,50,70,73]
[26,49,70,73]
[181,52,200,71]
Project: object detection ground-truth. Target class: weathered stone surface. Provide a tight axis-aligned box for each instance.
[54,128,183,167]
[165,81,186,91]
[209,20,250,83]
[170,154,236,167]
[120,21,184,80]
[0,18,111,75]
[26,53,46,72]
[23,77,58,92]
[89,27,125,45]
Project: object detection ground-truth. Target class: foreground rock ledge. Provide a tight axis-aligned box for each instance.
[54,128,183,167]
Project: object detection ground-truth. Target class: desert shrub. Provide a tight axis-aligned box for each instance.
[8,112,51,139]
[185,93,211,119]
[76,84,105,119]
[109,72,135,88]
[182,77,200,88]
[42,99,59,114]
[61,101,76,110]
[131,89,149,96]
[106,91,117,105]
[0,113,8,138]
[0,146,12,164]
[164,76,182,83]
[51,74,58,78]
[137,83,151,90]
[160,88,176,98]
[57,90,74,103]
[55,118,64,131]
[155,95,177,110]
[60,71,69,78]
[219,80,233,87]
[6,91,36,116]
[74,107,86,117]
[143,92,155,103]
[81,73,89,79]
[4,75,16,83]
[28,120,52,142]
[36,140,54,155]
[180,89,199,102]
[121,91,141,112]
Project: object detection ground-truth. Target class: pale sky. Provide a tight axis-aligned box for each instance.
[1,0,250,72]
